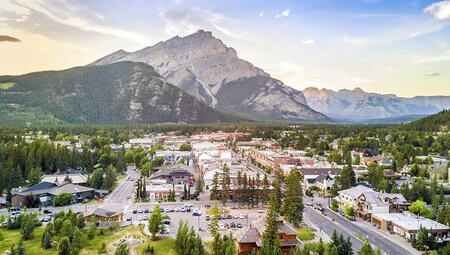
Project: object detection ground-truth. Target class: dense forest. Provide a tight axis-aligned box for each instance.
[0,62,243,125]
[402,110,450,132]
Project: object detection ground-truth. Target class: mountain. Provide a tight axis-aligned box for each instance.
[303,87,450,121]
[0,62,244,125]
[402,110,450,132]
[92,30,329,122]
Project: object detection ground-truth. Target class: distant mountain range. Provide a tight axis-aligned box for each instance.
[303,87,450,121]
[92,30,329,122]
[1,30,448,125]
[0,62,243,125]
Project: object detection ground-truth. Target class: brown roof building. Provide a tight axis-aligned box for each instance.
[234,217,300,255]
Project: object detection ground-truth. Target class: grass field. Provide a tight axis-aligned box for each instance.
[0,224,176,255]
[0,82,15,90]
[297,228,315,241]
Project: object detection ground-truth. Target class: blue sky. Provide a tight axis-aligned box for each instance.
[1,0,449,96]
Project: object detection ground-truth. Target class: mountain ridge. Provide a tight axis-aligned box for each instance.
[92,30,330,122]
[303,86,450,120]
[0,62,245,125]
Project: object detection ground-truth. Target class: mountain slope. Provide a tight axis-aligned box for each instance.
[0,62,244,124]
[402,110,450,132]
[303,87,450,121]
[92,30,329,122]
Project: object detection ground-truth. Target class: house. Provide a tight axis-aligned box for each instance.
[234,217,300,255]
[150,164,196,186]
[153,150,192,165]
[11,182,95,207]
[145,180,189,201]
[297,168,341,191]
[85,208,123,222]
[337,185,374,209]
[371,212,449,242]
[354,192,409,220]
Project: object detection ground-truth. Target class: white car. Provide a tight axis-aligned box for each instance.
[219,223,225,229]
[175,207,181,212]
[239,213,245,219]
[165,208,171,213]
[137,216,142,221]
[180,207,186,212]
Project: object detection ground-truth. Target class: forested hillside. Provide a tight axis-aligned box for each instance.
[403,110,450,132]
[0,62,243,125]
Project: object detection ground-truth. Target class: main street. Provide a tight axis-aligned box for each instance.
[305,195,420,255]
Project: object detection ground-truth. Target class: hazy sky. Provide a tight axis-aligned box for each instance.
[1,0,449,97]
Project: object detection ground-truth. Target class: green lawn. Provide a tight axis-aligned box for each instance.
[0,82,15,90]
[0,227,57,255]
[135,238,177,255]
[297,228,315,241]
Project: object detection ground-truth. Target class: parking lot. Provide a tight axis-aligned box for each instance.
[123,204,266,240]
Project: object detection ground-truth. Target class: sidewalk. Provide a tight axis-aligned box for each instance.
[352,220,421,255]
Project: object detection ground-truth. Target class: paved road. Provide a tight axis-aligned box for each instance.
[305,196,418,255]
[100,166,140,212]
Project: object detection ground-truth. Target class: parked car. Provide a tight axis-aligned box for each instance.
[227,214,232,219]
[165,208,171,213]
[163,219,171,225]
[237,223,242,228]
[175,207,181,212]
[144,209,149,213]
[126,217,132,221]
[133,209,137,214]
[239,213,245,219]
[138,209,143,213]
[230,222,236,228]
[137,216,142,221]
[143,215,148,221]
[205,215,210,221]
[181,207,186,212]
[43,209,52,214]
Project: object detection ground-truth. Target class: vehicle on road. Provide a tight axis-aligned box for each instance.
[43,209,52,214]
[126,196,131,199]
[192,210,202,216]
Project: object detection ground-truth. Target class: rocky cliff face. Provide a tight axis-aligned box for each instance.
[303,87,450,120]
[92,30,329,122]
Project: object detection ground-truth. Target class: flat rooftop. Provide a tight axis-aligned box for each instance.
[373,212,449,231]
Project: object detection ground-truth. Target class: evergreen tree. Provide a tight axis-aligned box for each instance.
[221,164,230,207]
[114,243,130,255]
[282,168,304,227]
[42,230,52,249]
[57,236,72,255]
[148,205,164,240]
[260,195,282,255]
[358,241,374,255]
[210,172,219,200]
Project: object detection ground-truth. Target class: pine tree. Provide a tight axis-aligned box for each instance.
[282,168,304,227]
[358,241,374,255]
[210,172,219,200]
[221,164,230,207]
[57,236,72,255]
[260,195,282,255]
[114,243,130,255]
[42,229,52,249]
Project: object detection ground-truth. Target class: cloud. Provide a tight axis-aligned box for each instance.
[338,22,445,46]
[424,1,450,20]
[159,8,249,40]
[415,50,450,63]
[425,72,440,76]
[0,35,21,42]
[301,39,315,45]
[259,11,264,17]
[275,9,291,18]
[2,0,150,45]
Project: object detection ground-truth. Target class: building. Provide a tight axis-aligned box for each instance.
[298,168,341,191]
[372,212,449,242]
[150,164,196,186]
[337,185,409,220]
[40,173,89,186]
[235,217,300,255]
[85,208,123,222]
[145,180,188,201]
[11,182,94,207]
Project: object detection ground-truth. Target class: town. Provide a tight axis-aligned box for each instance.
[0,122,449,255]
